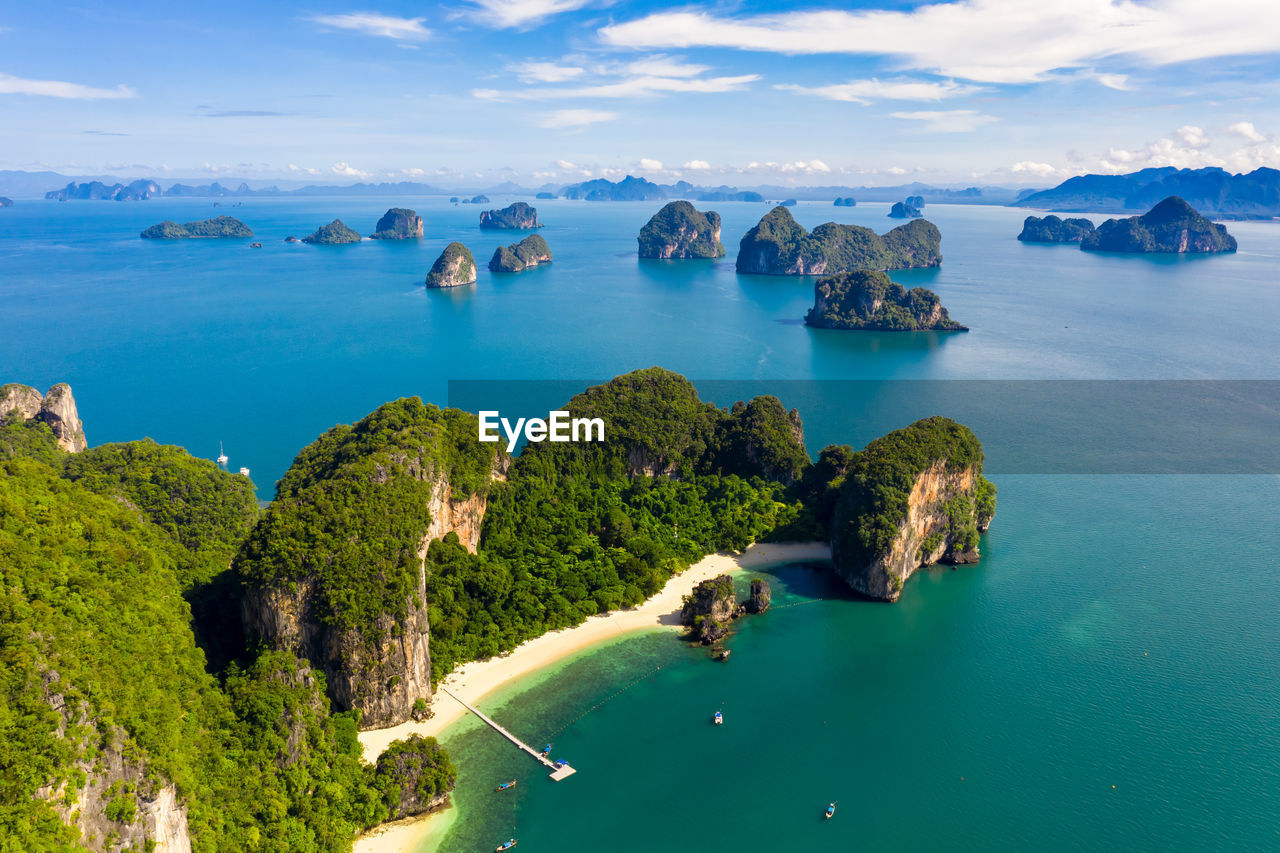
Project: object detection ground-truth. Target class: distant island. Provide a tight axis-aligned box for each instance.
[889,196,925,218]
[461,194,489,205]
[780,198,797,207]
[638,201,725,259]
[1014,166,1280,219]
[561,175,666,201]
[489,235,552,272]
[140,216,253,239]
[371,208,423,240]
[805,270,967,332]
[479,202,541,230]
[1018,215,1096,243]
[736,205,942,275]
[1080,196,1237,254]
[833,197,856,207]
[535,191,554,199]
[302,219,362,245]
[425,242,477,287]
[0,197,12,208]
[697,190,764,202]
[49,180,160,201]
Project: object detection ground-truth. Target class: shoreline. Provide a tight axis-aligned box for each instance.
[353,541,831,853]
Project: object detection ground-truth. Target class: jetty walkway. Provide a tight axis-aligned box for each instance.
[440,686,577,781]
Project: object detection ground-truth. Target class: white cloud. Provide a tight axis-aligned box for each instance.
[0,73,135,99]
[331,161,372,178]
[891,109,997,132]
[637,158,664,170]
[471,88,505,101]
[623,56,709,78]
[509,61,585,83]
[535,108,618,129]
[527,73,759,99]
[308,12,430,41]
[775,77,978,104]
[288,163,321,175]
[683,159,711,170]
[1226,121,1265,143]
[1176,125,1210,148]
[468,0,592,28]
[599,0,1280,85]
[1011,160,1060,177]
[885,166,908,175]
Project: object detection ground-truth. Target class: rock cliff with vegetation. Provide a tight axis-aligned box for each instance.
[303,219,363,245]
[638,201,725,259]
[805,270,967,331]
[1080,196,1237,253]
[371,208,423,239]
[681,574,739,643]
[47,179,160,201]
[489,234,552,272]
[745,578,772,613]
[140,216,253,239]
[2,382,87,452]
[369,736,457,820]
[833,197,857,207]
[1018,215,1096,243]
[829,416,996,601]
[479,201,541,229]
[889,196,924,218]
[425,242,477,287]
[736,206,942,275]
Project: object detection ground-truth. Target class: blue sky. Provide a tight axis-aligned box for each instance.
[2,0,1279,187]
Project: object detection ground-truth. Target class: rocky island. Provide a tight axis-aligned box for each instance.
[47,179,160,201]
[681,574,773,645]
[834,197,857,207]
[1080,196,1237,253]
[889,196,925,218]
[302,219,363,245]
[0,196,12,208]
[425,242,478,287]
[371,208,424,239]
[140,216,253,239]
[489,234,552,272]
[697,190,764,202]
[638,200,725,259]
[736,205,942,275]
[1018,215,1096,243]
[561,175,666,201]
[805,270,967,331]
[829,416,996,601]
[479,201,541,229]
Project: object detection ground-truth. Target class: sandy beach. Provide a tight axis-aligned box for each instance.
[354,541,830,853]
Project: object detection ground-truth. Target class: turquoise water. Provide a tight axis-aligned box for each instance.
[4,198,1280,850]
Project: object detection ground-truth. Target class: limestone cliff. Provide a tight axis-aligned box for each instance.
[681,574,739,643]
[425,242,477,287]
[371,208,424,239]
[805,270,967,332]
[1,382,87,452]
[371,735,456,820]
[637,201,725,259]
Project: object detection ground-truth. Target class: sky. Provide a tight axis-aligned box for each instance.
[2,0,1279,187]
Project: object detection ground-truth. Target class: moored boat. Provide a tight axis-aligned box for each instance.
[714,711,723,725]
[494,779,517,792]
[496,839,518,851]
[825,802,836,820]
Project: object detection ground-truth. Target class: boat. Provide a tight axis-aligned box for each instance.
[540,743,552,757]
[238,467,250,477]
[714,711,723,725]
[496,840,518,851]
[217,442,228,466]
[494,780,517,792]
[825,802,836,820]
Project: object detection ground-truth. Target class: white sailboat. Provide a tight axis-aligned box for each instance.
[217,442,229,466]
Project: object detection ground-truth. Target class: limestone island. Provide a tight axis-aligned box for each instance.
[829,416,996,601]
[479,201,541,230]
[1080,196,1237,253]
[638,201,725,259]
[370,208,423,240]
[736,205,942,275]
[461,194,489,205]
[140,216,253,239]
[805,270,967,332]
[834,197,857,207]
[489,234,552,272]
[889,196,925,218]
[697,190,764,202]
[0,197,13,208]
[536,191,555,199]
[302,219,362,245]
[1018,215,1096,243]
[425,241,477,287]
[681,575,772,646]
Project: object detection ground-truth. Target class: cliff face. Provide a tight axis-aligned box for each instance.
[425,242,477,287]
[681,574,739,643]
[1,382,87,452]
[637,201,725,259]
[371,208,424,239]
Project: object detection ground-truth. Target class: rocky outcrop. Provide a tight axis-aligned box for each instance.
[736,206,941,275]
[830,417,995,602]
[805,270,967,331]
[681,574,739,643]
[489,234,552,272]
[1018,215,1096,243]
[425,242,477,287]
[833,197,856,207]
[637,201,725,259]
[0,196,12,207]
[1,382,87,452]
[371,208,424,239]
[745,578,771,613]
[1080,196,1237,253]
[141,216,253,239]
[372,735,456,820]
[302,219,362,244]
[889,196,924,218]
[479,201,541,229]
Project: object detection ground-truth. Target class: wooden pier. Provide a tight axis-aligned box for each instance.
[441,686,577,781]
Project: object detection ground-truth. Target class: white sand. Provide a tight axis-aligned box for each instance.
[353,541,830,853]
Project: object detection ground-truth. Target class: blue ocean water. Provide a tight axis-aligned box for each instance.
[3,197,1279,850]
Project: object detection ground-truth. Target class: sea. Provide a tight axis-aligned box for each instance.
[3,196,1279,851]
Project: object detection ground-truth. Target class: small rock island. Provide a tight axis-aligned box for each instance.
[0,197,12,208]
[479,202,541,230]
[1080,196,1237,253]
[889,196,925,218]
[637,200,725,259]
[302,219,362,245]
[371,208,424,239]
[830,416,996,601]
[805,270,967,331]
[833,197,857,207]
[1018,215,1096,243]
[140,216,253,239]
[489,234,552,272]
[425,242,477,287]
[736,205,942,275]
[681,575,773,645]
